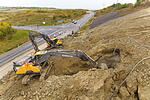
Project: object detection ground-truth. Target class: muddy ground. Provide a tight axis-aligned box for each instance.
[1,7,150,100]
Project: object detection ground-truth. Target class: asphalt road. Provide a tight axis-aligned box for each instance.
[90,12,119,29]
[0,11,94,66]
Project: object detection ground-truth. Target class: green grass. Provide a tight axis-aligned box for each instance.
[80,17,94,32]
[0,30,29,55]
[0,8,9,11]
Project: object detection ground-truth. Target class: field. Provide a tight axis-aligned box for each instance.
[0,30,29,55]
[0,9,87,26]
[0,8,9,11]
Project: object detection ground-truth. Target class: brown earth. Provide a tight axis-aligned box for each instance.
[1,7,150,100]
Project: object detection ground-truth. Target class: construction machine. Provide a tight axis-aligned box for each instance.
[13,32,98,84]
[29,32,63,51]
[13,49,97,84]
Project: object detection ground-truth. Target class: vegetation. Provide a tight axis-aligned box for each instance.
[0,22,29,54]
[134,0,149,7]
[94,3,134,17]
[0,29,29,55]
[80,17,94,33]
[110,3,133,10]
[134,0,142,7]
[0,22,15,40]
[1,9,87,26]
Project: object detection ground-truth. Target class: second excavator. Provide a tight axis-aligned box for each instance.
[29,32,63,51]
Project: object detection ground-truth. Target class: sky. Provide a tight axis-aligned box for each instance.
[0,0,137,10]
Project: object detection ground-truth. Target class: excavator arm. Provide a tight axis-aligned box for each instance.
[29,32,63,52]
[29,32,39,52]
[34,49,97,67]
[29,32,54,52]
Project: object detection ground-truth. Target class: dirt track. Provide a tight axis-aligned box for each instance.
[1,7,150,100]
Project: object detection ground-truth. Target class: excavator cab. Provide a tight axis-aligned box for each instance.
[13,51,47,75]
[51,38,63,47]
[13,56,41,75]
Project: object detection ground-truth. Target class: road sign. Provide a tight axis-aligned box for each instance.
[57,21,63,23]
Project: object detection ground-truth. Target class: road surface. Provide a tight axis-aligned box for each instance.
[0,11,94,67]
[90,12,119,29]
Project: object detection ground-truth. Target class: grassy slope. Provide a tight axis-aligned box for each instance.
[0,30,29,55]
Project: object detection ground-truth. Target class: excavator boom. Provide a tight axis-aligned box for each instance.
[34,49,97,67]
[29,32,40,52]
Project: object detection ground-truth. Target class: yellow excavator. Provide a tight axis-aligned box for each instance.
[13,32,97,84]
[13,49,97,84]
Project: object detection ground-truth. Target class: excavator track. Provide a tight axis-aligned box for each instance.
[22,74,38,85]
[39,61,54,81]
[22,75,32,85]
[21,61,54,84]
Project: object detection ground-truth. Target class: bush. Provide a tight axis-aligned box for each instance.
[0,31,4,39]
[134,1,142,7]
[0,22,15,39]
[115,3,130,10]
[109,3,133,10]
[24,10,35,15]
[52,15,56,20]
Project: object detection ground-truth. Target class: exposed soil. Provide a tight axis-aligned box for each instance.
[1,7,150,100]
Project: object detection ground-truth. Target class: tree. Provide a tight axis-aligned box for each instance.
[0,22,15,40]
[134,0,142,7]
[52,15,56,20]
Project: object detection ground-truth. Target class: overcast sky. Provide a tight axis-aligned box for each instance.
[0,0,136,10]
